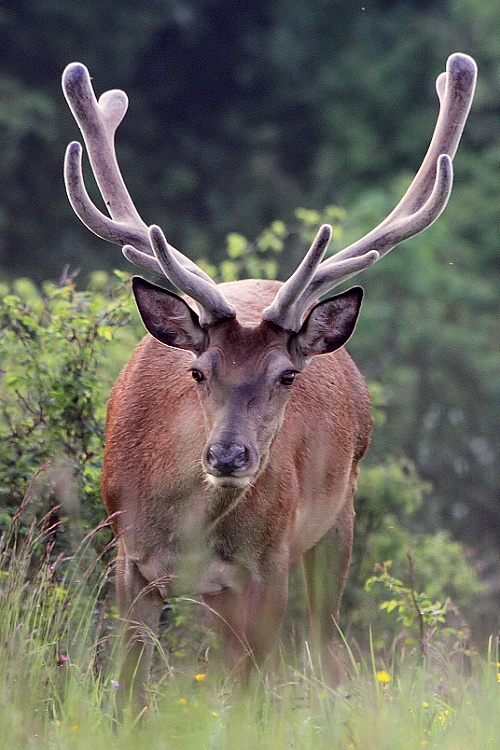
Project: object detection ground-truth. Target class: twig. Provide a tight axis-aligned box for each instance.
[407,553,426,655]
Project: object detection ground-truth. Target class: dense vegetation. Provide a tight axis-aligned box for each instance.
[0,2,498,739]
[0,504,495,747]
[0,0,497,562]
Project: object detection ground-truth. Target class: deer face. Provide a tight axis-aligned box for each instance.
[188,322,299,487]
[133,277,363,488]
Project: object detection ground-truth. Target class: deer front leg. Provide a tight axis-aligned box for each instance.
[301,500,354,678]
[115,549,163,719]
[203,571,289,682]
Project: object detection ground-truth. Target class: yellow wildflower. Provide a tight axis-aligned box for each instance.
[195,673,206,682]
[376,670,391,683]
[179,698,188,705]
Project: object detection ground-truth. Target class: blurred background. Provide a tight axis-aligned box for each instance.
[0,1,498,639]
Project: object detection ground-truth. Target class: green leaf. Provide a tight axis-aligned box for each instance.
[97,325,113,341]
[226,233,248,259]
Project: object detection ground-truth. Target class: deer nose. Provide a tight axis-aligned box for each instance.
[206,443,249,475]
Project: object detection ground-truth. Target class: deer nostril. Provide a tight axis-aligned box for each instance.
[207,443,248,474]
[231,446,248,469]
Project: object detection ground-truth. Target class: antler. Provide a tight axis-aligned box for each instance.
[263,53,477,331]
[63,55,476,333]
[62,63,235,324]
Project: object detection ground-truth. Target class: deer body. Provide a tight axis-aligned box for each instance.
[104,279,371,586]
[61,54,476,713]
[103,279,371,704]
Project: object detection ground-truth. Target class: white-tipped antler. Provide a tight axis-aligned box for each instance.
[63,55,476,334]
[263,53,477,331]
[62,62,235,324]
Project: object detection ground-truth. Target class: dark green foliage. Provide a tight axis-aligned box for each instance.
[346,197,498,545]
[0,272,136,541]
[0,0,497,280]
[348,456,486,645]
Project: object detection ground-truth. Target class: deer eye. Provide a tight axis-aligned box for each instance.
[279,371,296,387]
[191,368,205,383]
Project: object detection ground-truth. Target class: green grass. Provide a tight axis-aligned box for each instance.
[0,515,499,749]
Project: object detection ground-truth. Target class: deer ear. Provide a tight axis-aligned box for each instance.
[132,276,207,354]
[294,287,363,358]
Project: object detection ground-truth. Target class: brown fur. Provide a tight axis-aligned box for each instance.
[103,279,372,713]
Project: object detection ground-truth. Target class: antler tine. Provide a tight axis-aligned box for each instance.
[62,63,144,228]
[318,150,454,278]
[64,141,151,252]
[265,159,450,327]
[383,54,474,222]
[145,226,236,327]
[263,225,332,327]
[63,63,215,284]
[265,249,380,330]
[265,53,476,332]
[329,53,476,266]
[64,141,214,282]
[119,234,215,282]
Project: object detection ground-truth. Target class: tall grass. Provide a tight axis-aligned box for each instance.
[0,486,118,746]
[0,502,499,749]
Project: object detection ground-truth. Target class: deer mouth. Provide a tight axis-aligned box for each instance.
[205,473,252,490]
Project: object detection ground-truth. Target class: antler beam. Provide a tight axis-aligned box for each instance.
[263,53,477,331]
[62,63,225,293]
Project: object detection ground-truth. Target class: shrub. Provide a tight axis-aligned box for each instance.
[0,271,136,547]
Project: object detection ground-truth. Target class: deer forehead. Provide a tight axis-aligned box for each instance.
[199,323,294,380]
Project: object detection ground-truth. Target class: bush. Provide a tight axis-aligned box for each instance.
[0,271,137,547]
[346,456,486,649]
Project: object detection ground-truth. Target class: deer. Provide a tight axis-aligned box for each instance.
[61,53,476,714]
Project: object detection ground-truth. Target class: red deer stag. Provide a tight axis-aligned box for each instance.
[62,53,476,713]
